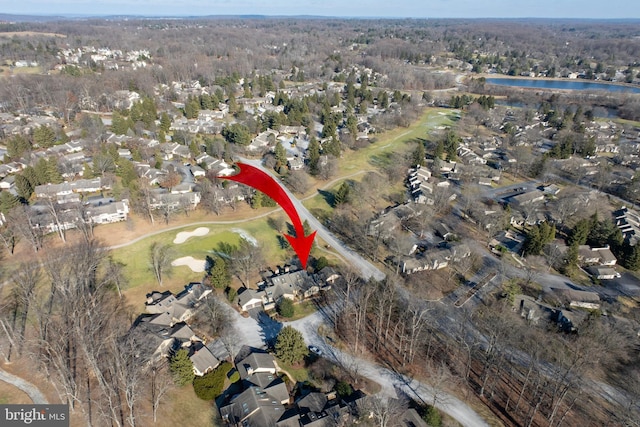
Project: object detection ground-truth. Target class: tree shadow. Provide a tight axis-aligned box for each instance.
[318,189,335,207]
[257,311,282,348]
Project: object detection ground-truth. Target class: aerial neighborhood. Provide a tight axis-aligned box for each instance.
[0,15,639,427]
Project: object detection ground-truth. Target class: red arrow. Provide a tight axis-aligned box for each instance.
[219,162,316,269]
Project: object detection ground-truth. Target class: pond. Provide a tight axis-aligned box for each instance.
[486,77,640,94]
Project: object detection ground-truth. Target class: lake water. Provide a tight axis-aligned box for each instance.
[486,77,640,94]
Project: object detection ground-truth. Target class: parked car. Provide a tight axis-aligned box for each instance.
[308,345,322,356]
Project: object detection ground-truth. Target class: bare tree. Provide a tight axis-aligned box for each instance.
[191,294,232,339]
[104,255,128,298]
[149,360,173,424]
[9,262,41,357]
[148,242,174,286]
[8,205,43,253]
[424,360,454,408]
[0,224,19,255]
[360,396,408,427]
[231,237,264,287]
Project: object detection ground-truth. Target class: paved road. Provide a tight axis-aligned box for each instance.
[239,157,386,281]
[0,367,48,404]
[285,312,489,427]
[230,305,489,427]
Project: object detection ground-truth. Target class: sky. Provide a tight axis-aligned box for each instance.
[1,0,639,19]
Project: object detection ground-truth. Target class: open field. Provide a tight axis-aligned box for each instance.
[0,380,31,404]
[339,108,457,175]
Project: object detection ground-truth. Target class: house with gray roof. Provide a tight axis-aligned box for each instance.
[220,386,287,426]
[189,341,221,376]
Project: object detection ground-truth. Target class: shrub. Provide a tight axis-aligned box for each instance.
[422,405,442,427]
[193,362,232,400]
[335,381,353,398]
[226,286,237,303]
[277,298,295,318]
[228,370,240,383]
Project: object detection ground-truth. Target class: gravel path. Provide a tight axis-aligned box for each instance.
[0,367,48,404]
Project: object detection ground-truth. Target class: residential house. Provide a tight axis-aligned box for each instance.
[159,142,191,160]
[588,266,620,280]
[189,341,221,376]
[85,200,129,224]
[145,282,211,324]
[221,349,364,427]
[478,177,493,187]
[287,156,304,171]
[191,164,206,178]
[238,288,265,312]
[613,207,640,246]
[544,288,601,310]
[127,318,179,361]
[578,245,617,266]
[238,268,327,313]
[435,223,455,240]
[509,190,545,207]
[0,175,15,191]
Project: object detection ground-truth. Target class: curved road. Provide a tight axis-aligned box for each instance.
[231,306,489,427]
[289,312,489,427]
[239,157,386,281]
[0,367,48,404]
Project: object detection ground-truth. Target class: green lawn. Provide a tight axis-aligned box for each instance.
[339,108,457,174]
[304,107,457,222]
[112,219,295,305]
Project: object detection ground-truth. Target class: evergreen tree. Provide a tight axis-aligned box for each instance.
[193,362,231,400]
[221,123,251,146]
[307,137,321,175]
[111,111,133,135]
[251,191,264,209]
[523,222,555,256]
[274,326,308,365]
[277,298,294,318]
[334,181,351,206]
[324,137,341,157]
[6,135,31,159]
[169,349,194,386]
[0,191,19,214]
[160,112,172,132]
[444,130,460,161]
[622,243,640,271]
[275,142,287,172]
[208,256,231,289]
[32,125,56,148]
[412,141,426,167]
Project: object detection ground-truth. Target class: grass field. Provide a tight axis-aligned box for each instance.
[0,381,32,405]
[113,219,297,307]
[339,108,456,175]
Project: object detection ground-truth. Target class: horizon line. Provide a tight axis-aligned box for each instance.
[2,13,640,21]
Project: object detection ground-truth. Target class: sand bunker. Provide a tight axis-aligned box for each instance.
[173,227,210,244]
[172,256,206,272]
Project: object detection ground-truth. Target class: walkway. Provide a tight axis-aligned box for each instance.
[0,367,48,404]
